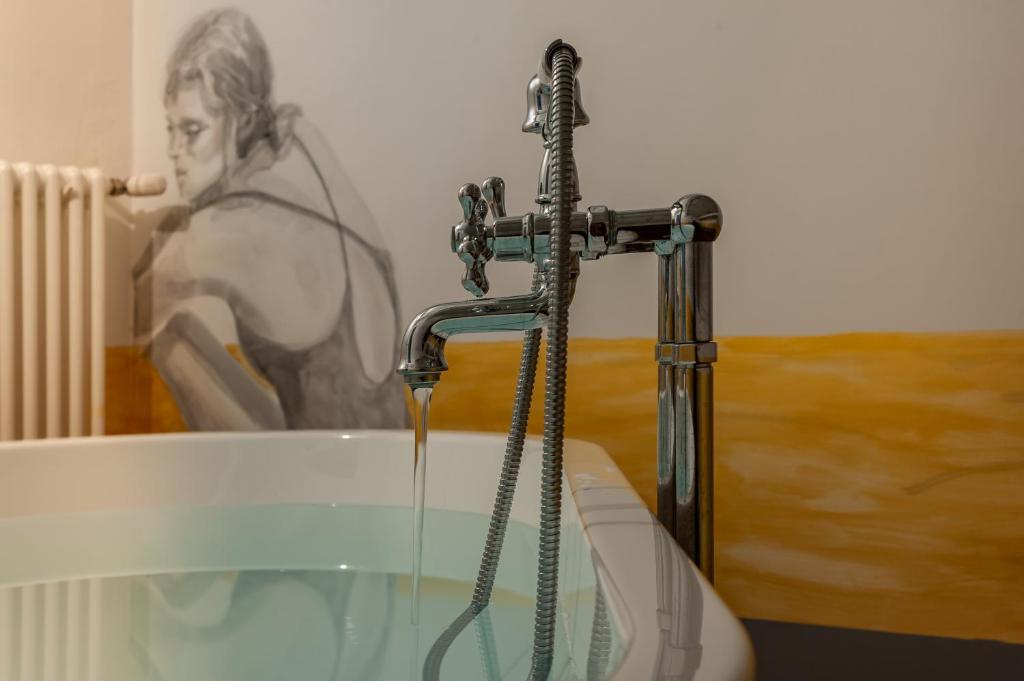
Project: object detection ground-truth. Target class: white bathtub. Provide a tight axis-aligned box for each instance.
[0,431,753,680]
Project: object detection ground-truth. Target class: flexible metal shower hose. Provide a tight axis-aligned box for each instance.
[422,268,542,680]
[422,42,579,681]
[528,42,577,681]
[473,266,545,608]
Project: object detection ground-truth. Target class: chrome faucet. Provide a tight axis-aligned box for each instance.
[397,180,552,390]
[398,42,722,578]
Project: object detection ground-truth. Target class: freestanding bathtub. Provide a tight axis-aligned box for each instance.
[0,431,753,680]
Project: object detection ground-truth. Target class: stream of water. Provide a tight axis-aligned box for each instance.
[410,386,433,625]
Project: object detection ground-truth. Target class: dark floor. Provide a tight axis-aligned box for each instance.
[742,619,1024,681]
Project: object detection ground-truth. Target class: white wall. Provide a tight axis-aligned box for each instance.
[0,0,135,345]
[133,0,1024,339]
[0,0,132,173]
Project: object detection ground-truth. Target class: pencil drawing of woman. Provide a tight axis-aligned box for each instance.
[133,8,405,430]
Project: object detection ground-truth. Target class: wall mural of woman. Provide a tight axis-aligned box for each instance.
[133,8,406,431]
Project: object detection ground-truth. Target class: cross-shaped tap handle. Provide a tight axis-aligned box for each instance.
[452,182,493,297]
[482,176,507,219]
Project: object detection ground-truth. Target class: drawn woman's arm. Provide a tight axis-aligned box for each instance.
[152,309,286,430]
[135,225,288,430]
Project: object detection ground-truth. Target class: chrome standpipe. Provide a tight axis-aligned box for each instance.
[656,196,720,578]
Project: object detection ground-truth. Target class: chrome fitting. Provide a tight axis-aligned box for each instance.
[655,341,718,366]
[669,202,697,245]
[491,213,534,262]
[583,205,611,260]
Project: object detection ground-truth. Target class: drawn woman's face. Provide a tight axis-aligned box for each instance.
[165,83,236,202]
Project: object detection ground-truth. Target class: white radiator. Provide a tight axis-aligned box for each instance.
[0,163,106,440]
[0,162,163,440]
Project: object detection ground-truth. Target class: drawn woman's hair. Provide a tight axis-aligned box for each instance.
[166,8,299,160]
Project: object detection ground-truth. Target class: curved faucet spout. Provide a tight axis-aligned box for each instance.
[397,286,549,389]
